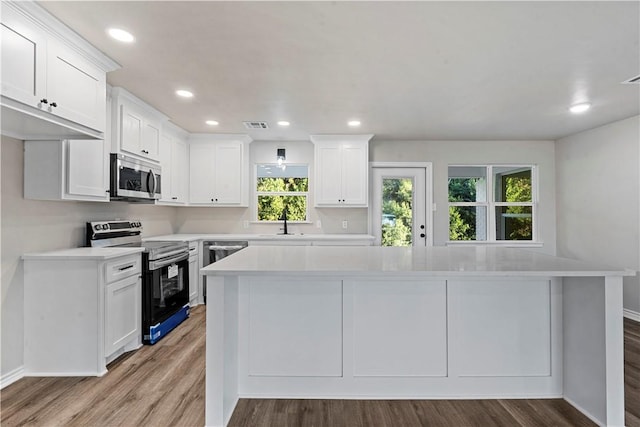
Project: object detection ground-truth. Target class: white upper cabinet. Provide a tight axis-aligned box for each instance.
[0,5,47,108]
[24,138,110,202]
[159,123,189,205]
[111,87,167,162]
[188,134,252,206]
[45,39,106,132]
[0,2,117,139]
[311,134,372,207]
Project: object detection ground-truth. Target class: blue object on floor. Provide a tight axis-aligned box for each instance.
[146,304,190,345]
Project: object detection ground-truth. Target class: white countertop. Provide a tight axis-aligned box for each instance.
[144,233,375,242]
[201,246,635,277]
[22,247,144,261]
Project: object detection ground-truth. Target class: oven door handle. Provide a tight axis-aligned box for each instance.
[148,252,188,270]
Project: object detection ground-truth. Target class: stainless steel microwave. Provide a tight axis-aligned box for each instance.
[110,153,161,202]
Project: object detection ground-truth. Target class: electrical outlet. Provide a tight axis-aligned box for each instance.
[316,220,322,229]
[243,220,249,229]
[342,220,348,229]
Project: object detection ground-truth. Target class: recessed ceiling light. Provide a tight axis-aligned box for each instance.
[176,90,194,98]
[107,28,134,43]
[205,120,219,126]
[277,121,290,127]
[348,120,361,127]
[569,103,591,114]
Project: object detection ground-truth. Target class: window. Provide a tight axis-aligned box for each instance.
[448,165,536,242]
[256,164,309,221]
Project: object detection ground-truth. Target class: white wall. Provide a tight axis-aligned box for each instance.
[174,140,369,235]
[370,140,557,254]
[0,135,177,379]
[555,116,640,315]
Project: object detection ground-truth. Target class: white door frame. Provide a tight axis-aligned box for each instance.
[369,162,434,246]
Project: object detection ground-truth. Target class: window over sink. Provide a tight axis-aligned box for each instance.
[256,164,309,222]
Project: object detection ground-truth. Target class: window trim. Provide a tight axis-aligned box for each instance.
[253,163,310,223]
[447,164,538,244]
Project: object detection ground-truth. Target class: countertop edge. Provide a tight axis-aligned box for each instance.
[22,247,144,260]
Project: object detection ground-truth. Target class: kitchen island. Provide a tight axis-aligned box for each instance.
[201,246,633,427]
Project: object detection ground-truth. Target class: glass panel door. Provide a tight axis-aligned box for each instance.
[371,167,429,246]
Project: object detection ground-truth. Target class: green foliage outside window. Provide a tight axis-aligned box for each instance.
[257,177,308,221]
[448,177,482,240]
[381,178,413,246]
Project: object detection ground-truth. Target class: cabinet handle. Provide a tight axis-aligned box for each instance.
[141,150,149,154]
[118,264,134,271]
[40,98,48,105]
[172,197,178,200]
[50,102,57,108]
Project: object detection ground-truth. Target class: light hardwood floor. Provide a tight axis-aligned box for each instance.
[2,307,639,427]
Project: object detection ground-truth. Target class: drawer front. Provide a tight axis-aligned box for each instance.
[105,255,141,283]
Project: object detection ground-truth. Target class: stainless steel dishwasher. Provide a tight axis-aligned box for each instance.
[202,240,248,303]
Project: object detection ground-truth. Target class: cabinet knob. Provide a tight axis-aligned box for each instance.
[50,102,57,108]
[106,190,110,193]
[40,98,48,104]
[141,149,149,154]
[420,233,426,238]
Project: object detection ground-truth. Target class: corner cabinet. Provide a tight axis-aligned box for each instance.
[110,87,168,163]
[0,2,117,139]
[188,134,252,206]
[311,134,372,207]
[24,139,110,202]
[158,123,189,205]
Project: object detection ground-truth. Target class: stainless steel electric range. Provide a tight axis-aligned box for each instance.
[87,220,190,344]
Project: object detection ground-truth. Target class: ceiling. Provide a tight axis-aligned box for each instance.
[40,1,640,142]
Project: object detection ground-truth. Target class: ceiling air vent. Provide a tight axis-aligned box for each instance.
[622,75,640,84]
[243,121,269,129]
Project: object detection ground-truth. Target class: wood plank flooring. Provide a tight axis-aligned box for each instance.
[1,307,639,427]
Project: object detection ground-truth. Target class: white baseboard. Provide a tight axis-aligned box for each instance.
[624,308,640,322]
[1,366,25,389]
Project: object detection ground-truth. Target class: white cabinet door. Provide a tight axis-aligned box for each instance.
[105,274,141,357]
[120,103,143,156]
[189,142,215,204]
[189,140,245,205]
[46,39,106,132]
[0,6,47,107]
[171,138,188,202]
[313,138,369,207]
[213,142,243,204]
[159,134,173,202]
[315,144,343,205]
[188,256,198,304]
[340,143,368,206]
[111,88,167,162]
[67,139,109,200]
[141,120,161,161]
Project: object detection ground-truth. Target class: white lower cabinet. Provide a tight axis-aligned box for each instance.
[105,273,141,357]
[188,241,199,305]
[23,252,142,376]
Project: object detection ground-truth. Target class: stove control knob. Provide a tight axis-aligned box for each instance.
[94,225,100,230]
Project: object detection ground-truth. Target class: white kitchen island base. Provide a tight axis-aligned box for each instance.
[202,246,632,427]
